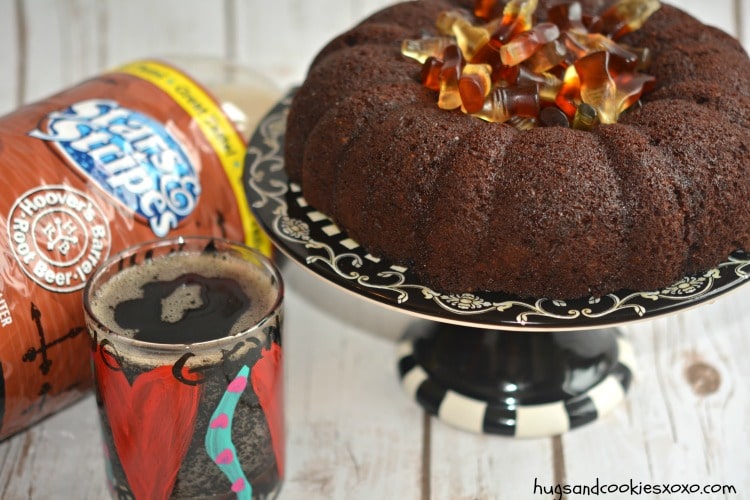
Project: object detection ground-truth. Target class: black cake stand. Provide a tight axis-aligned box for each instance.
[244,93,750,437]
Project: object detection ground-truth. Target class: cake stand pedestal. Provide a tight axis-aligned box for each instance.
[397,323,633,436]
[244,94,750,437]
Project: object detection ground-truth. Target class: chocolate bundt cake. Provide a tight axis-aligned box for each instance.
[284,0,750,299]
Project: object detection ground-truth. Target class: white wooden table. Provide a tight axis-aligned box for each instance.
[1,1,749,499]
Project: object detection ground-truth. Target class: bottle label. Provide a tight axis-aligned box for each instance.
[29,98,199,238]
[114,60,271,256]
[7,184,112,293]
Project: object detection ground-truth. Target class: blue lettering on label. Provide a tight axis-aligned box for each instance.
[29,99,200,236]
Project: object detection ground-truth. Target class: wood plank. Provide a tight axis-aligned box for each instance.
[561,285,750,497]
[19,0,103,105]
[279,258,425,499]
[0,394,107,499]
[100,0,226,68]
[430,423,556,499]
[4,397,109,499]
[232,0,394,89]
[0,0,19,115]
[12,0,227,103]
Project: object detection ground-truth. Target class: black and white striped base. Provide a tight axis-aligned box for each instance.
[397,328,636,438]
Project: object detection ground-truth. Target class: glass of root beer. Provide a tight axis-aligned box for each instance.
[83,236,284,499]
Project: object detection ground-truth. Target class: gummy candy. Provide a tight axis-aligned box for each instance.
[563,30,640,66]
[489,0,539,47]
[556,65,582,119]
[524,39,568,73]
[474,0,502,21]
[508,116,538,130]
[402,0,660,129]
[573,102,598,130]
[401,36,455,64]
[500,22,561,66]
[438,45,465,110]
[547,1,587,33]
[440,44,465,81]
[437,9,472,35]
[575,51,618,123]
[437,10,491,61]
[421,56,443,90]
[575,50,655,123]
[540,106,570,127]
[620,44,653,71]
[612,70,655,115]
[470,44,521,84]
[474,84,540,123]
[593,0,661,39]
[459,63,494,113]
[517,67,562,102]
[439,77,463,110]
[454,19,491,60]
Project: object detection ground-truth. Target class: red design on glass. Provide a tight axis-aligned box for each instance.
[95,350,202,499]
[251,342,285,478]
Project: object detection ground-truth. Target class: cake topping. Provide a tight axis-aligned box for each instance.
[401,0,660,129]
